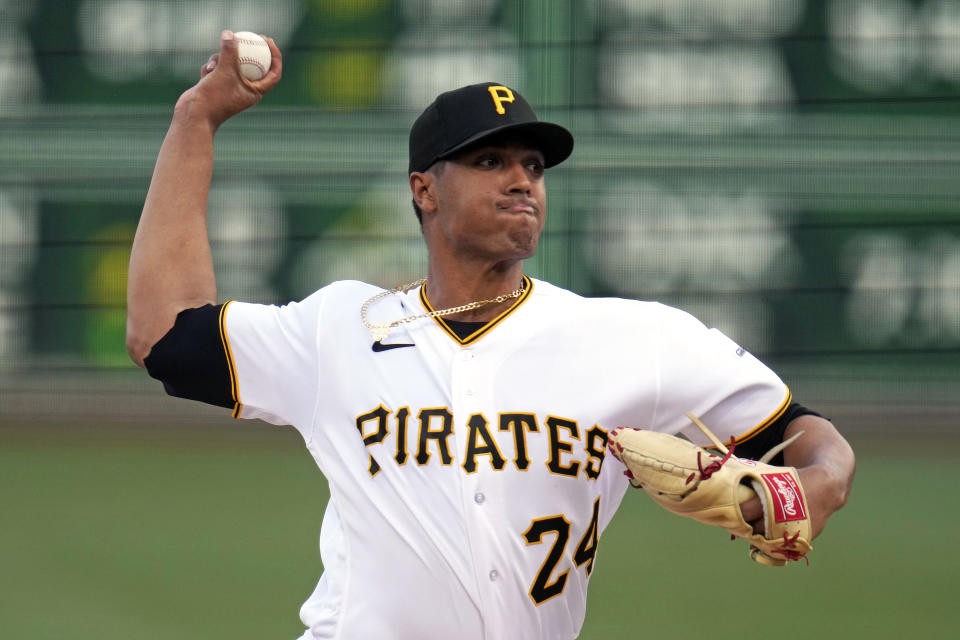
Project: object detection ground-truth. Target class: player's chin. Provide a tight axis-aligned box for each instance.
[504,228,540,259]
[489,212,541,258]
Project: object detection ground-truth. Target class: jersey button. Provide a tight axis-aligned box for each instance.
[489,569,499,581]
[474,492,485,504]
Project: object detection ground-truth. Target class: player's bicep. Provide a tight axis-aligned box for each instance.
[144,298,321,428]
[144,304,235,409]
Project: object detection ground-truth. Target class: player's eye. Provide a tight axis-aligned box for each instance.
[475,155,500,168]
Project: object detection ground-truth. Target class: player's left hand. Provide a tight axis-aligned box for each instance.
[739,494,764,533]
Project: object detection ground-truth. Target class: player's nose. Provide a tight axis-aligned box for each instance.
[503,160,532,194]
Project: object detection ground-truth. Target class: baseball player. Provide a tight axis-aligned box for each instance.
[127,32,855,639]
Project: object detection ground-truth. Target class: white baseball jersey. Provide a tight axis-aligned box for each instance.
[220,276,790,639]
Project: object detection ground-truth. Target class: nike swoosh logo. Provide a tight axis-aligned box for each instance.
[372,341,415,352]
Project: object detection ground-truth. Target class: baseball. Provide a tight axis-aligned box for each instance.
[234,31,271,81]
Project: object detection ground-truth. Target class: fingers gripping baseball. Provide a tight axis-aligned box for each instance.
[179,30,282,127]
[214,31,282,86]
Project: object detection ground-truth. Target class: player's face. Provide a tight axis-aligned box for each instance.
[426,140,547,264]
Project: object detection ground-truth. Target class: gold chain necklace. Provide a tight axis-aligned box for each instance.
[361,278,525,342]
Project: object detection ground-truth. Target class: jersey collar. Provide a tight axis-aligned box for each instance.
[419,275,534,345]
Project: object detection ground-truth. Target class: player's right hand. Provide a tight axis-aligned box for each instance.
[175,30,282,128]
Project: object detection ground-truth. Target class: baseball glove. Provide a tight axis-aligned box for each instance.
[607,413,812,566]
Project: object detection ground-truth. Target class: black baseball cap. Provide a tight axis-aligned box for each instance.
[408,82,574,174]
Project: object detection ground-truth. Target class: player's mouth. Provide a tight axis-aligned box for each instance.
[498,199,538,217]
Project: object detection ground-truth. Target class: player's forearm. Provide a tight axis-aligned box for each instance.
[783,415,856,538]
[126,107,220,367]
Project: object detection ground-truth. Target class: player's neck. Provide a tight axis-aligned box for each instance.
[424,262,526,322]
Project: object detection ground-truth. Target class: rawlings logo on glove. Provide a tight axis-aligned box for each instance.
[763,472,806,521]
[607,413,812,566]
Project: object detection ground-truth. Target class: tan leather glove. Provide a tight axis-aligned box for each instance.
[608,413,812,566]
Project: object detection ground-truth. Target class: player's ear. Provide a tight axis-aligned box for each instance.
[410,171,438,216]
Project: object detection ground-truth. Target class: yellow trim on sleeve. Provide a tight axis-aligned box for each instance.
[732,387,792,446]
[218,301,243,418]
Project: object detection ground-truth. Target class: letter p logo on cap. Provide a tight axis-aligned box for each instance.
[487,86,515,115]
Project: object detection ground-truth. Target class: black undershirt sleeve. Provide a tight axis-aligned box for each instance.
[143,304,235,409]
[732,402,824,465]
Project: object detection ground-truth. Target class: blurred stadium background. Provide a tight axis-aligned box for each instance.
[1,0,958,638]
